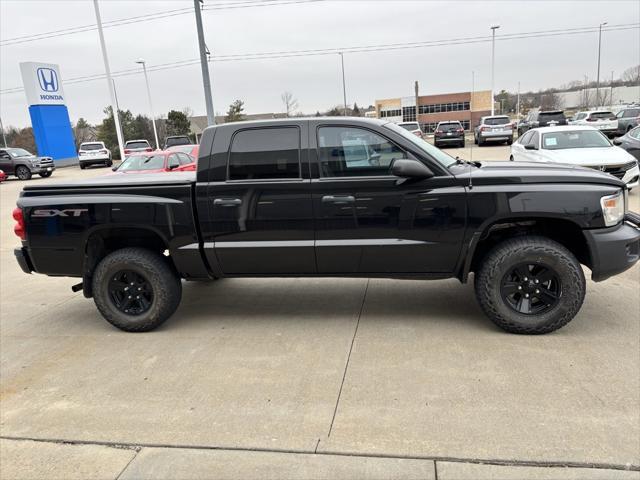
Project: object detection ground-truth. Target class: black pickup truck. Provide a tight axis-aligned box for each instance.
[13,118,640,334]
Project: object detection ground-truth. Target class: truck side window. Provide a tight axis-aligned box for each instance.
[228,127,300,180]
[317,126,407,177]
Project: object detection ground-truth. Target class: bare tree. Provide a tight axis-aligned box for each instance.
[621,65,640,84]
[281,91,298,117]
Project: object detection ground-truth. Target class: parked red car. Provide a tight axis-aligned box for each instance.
[110,151,195,174]
[166,144,198,171]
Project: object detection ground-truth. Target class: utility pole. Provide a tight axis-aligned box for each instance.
[93,0,124,160]
[339,52,347,116]
[471,70,475,130]
[490,24,500,116]
[194,0,215,125]
[136,59,160,149]
[0,117,7,147]
[516,81,520,121]
[609,70,614,106]
[596,21,607,106]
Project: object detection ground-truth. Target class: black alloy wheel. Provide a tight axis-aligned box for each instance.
[108,270,154,315]
[500,262,561,315]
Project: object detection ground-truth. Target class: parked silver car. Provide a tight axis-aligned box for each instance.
[474,115,514,146]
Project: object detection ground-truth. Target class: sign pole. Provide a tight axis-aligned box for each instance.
[93,0,125,160]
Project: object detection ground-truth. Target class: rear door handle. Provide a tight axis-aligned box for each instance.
[213,198,242,207]
[322,195,355,205]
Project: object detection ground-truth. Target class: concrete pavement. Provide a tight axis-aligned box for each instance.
[1,147,639,479]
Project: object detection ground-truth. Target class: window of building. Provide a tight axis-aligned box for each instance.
[317,126,407,177]
[402,106,416,122]
[228,127,300,180]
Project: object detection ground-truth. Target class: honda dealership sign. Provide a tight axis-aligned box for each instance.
[20,62,77,165]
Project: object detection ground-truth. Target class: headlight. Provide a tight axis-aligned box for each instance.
[600,190,626,227]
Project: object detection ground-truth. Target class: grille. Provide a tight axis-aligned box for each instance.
[587,161,637,179]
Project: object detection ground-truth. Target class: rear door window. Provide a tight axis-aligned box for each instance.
[623,109,640,118]
[228,127,300,180]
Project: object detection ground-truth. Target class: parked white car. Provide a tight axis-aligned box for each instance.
[510,126,639,189]
[568,110,618,137]
[78,141,112,169]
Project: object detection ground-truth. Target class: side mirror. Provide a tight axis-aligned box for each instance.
[391,159,434,179]
[524,144,538,150]
[612,138,622,145]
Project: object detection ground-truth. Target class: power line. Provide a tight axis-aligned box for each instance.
[0,0,325,46]
[1,23,638,95]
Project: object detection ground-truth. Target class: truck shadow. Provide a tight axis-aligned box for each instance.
[174,277,493,332]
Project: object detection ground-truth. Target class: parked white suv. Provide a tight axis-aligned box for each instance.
[78,142,112,169]
[124,139,153,156]
[569,110,618,137]
[396,122,424,139]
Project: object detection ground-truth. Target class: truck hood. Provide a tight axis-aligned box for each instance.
[539,147,636,166]
[452,161,625,187]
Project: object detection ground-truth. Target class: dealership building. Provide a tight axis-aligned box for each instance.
[375,90,493,132]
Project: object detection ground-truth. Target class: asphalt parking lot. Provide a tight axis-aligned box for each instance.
[1,144,639,479]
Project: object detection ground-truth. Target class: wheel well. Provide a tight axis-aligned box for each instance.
[82,227,172,298]
[468,218,591,277]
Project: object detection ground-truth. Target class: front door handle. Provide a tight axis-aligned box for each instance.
[322,195,355,205]
[213,198,242,207]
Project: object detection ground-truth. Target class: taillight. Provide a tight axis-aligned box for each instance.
[145,147,153,152]
[609,117,617,120]
[124,149,131,154]
[456,128,464,133]
[100,149,108,154]
[480,126,488,131]
[586,118,596,122]
[13,207,25,240]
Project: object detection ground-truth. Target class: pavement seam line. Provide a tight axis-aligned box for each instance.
[1,436,638,472]
[434,460,439,480]
[115,447,141,480]
[327,278,370,438]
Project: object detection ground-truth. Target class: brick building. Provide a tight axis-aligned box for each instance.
[375,90,493,132]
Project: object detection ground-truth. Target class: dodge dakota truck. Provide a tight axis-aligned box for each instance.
[13,118,640,334]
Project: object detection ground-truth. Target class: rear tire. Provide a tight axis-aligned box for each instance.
[506,137,513,145]
[509,155,514,161]
[92,248,182,332]
[79,163,86,170]
[15,166,32,180]
[474,236,585,334]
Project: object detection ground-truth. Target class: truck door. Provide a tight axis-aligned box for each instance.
[202,122,315,274]
[310,123,466,274]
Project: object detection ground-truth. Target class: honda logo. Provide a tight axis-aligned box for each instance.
[37,68,59,92]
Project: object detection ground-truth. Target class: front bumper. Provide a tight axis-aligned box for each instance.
[584,213,640,282]
[15,247,34,274]
[29,165,55,174]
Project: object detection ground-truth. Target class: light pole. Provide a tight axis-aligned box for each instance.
[93,0,124,160]
[516,81,521,121]
[339,52,347,116]
[194,0,215,126]
[609,70,614,106]
[136,59,160,149]
[490,24,500,116]
[596,21,607,106]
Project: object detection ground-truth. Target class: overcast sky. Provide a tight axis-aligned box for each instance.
[1,0,639,128]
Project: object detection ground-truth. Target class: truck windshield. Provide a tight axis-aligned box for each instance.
[8,148,32,158]
[384,122,457,168]
[541,130,611,150]
[118,155,165,171]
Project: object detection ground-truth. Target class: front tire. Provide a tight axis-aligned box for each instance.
[474,236,585,334]
[92,248,182,332]
[15,165,32,180]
